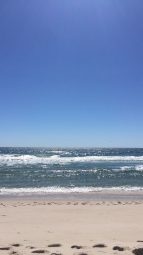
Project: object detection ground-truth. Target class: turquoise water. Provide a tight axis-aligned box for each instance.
[0,147,143,196]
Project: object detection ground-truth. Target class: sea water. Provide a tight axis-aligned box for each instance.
[0,147,143,196]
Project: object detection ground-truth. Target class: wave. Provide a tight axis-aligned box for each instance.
[1,154,143,166]
[50,150,65,154]
[135,165,143,171]
[120,165,143,171]
[0,186,143,195]
[120,166,133,171]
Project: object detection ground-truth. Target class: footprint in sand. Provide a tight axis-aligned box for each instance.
[132,248,143,255]
[93,244,106,248]
[10,251,18,255]
[48,244,61,248]
[79,253,88,255]
[113,246,124,251]
[71,245,82,249]
[11,244,21,247]
[32,250,47,254]
[0,247,11,250]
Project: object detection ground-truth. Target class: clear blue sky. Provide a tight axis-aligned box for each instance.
[0,0,143,147]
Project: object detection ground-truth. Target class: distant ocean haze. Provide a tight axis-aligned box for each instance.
[0,147,143,196]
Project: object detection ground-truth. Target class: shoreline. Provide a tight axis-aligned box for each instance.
[1,190,143,201]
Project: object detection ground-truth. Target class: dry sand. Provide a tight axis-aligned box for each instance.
[0,199,143,255]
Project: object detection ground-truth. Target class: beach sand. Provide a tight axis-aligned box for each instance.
[0,199,143,255]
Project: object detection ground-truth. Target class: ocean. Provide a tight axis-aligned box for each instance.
[0,147,143,197]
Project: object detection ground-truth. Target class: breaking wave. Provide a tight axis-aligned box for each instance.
[1,154,143,166]
[0,186,143,196]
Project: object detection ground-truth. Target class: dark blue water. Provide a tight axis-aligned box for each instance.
[0,147,143,195]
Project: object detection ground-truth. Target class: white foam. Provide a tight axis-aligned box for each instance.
[50,151,64,154]
[1,154,143,166]
[120,165,143,171]
[0,186,143,195]
[135,165,143,171]
[120,166,133,171]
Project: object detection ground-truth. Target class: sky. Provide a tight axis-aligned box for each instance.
[0,0,143,147]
